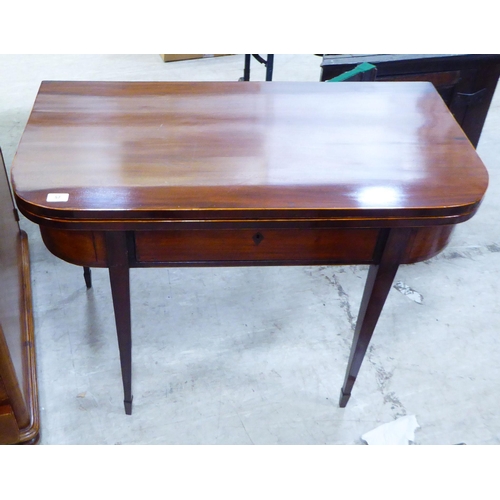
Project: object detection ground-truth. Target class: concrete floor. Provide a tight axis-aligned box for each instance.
[1,54,500,445]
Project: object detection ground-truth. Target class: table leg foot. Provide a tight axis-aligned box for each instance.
[124,397,133,415]
[83,266,92,288]
[339,389,351,408]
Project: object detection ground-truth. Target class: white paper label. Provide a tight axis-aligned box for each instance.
[46,193,69,202]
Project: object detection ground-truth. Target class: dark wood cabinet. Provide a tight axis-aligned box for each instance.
[0,148,39,444]
[320,54,500,148]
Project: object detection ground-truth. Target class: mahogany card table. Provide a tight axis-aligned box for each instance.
[11,81,488,415]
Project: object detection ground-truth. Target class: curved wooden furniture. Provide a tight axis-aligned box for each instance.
[11,81,488,415]
[0,149,39,444]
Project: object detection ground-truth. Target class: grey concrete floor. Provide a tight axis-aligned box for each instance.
[1,54,500,445]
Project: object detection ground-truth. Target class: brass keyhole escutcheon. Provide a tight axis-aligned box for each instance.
[252,232,264,245]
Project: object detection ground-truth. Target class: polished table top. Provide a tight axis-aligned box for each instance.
[11,81,488,229]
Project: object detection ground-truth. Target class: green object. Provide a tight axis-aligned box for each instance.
[327,62,377,82]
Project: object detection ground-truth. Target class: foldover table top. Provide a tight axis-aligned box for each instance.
[11,80,488,229]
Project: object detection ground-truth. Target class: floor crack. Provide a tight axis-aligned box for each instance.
[323,272,356,332]
[368,346,407,418]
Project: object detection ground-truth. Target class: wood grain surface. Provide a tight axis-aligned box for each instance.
[11,81,488,228]
[0,149,39,443]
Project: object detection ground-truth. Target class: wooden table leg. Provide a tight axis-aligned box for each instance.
[83,267,92,288]
[339,228,412,407]
[105,232,133,415]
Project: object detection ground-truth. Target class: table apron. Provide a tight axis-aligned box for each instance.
[39,225,455,268]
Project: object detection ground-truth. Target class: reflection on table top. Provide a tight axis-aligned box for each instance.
[11,81,488,225]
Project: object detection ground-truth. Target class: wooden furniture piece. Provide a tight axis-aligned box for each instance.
[0,148,39,444]
[11,81,488,415]
[320,54,500,147]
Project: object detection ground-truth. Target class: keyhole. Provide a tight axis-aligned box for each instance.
[252,232,264,245]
